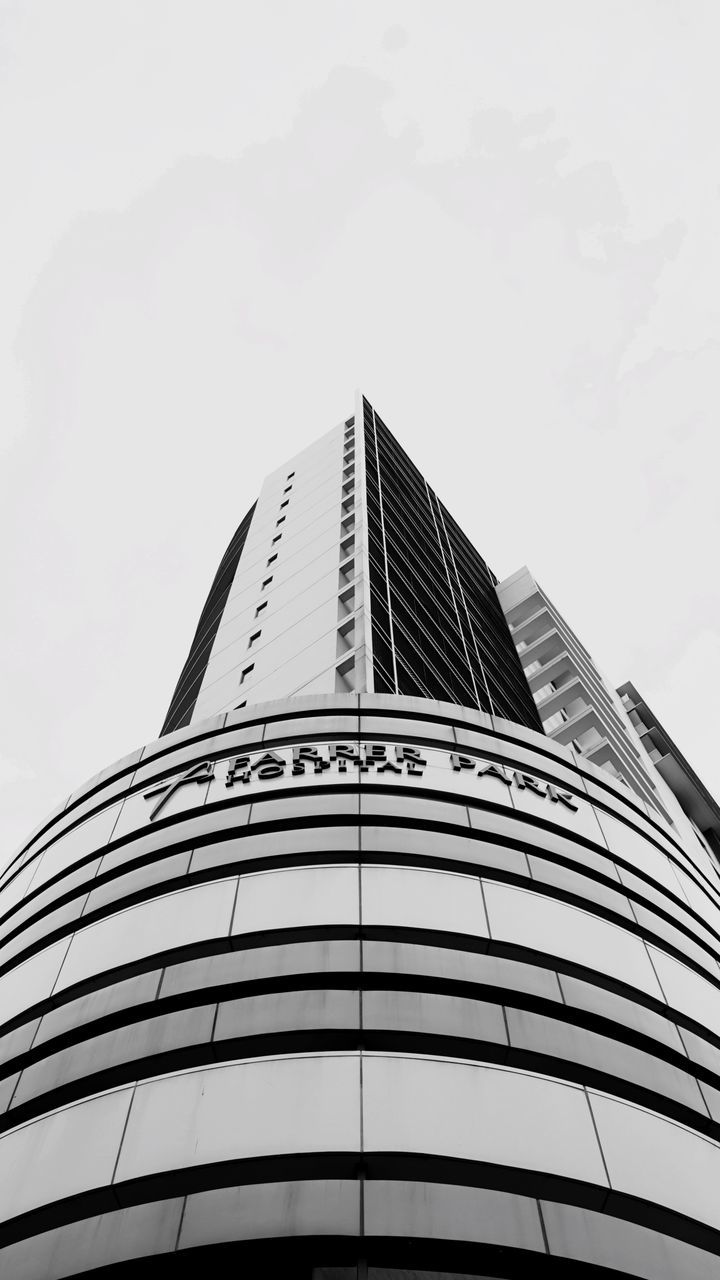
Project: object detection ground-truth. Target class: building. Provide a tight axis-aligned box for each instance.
[617,681,720,863]
[497,565,720,877]
[163,396,540,731]
[496,566,670,817]
[1,397,720,1277]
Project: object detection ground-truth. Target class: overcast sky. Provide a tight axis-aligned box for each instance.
[1,0,719,862]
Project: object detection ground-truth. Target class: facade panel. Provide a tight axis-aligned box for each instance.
[4,697,720,1274]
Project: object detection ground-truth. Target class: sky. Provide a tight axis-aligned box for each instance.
[1,0,719,862]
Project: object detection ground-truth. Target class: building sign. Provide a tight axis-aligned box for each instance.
[144,743,579,821]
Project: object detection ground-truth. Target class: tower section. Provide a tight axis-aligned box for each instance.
[2,402,720,1277]
[162,395,542,735]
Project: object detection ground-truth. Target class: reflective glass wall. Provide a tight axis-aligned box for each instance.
[363,398,541,730]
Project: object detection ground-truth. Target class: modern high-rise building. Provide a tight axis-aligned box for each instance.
[163,396,540,730]
[2,395,720,1278]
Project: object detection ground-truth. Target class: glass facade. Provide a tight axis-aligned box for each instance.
[363,398,542,729]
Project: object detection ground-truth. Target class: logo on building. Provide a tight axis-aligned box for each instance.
[143,744,578,821]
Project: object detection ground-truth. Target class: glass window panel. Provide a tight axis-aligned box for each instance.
[35,970,161,1047]
[363,990,507,1045]
[363,866,487,938]
[248,794,360,826]
[56,879,237,992]
[698,1079,720,1125]
[362,940,562,1002]
[484,881,664,999]
[115,1053,361,1182]
[632,903,717,977]
[649,947,720,1038]
[99,803,252,880]
[214,989,359,1040]
[13,1004,216,1108]
[85,850,192,916]
[506,1007,705,1113]
[590,1090,720,1232]
[362,1054,608,1187]
[361,826,530,878]
[0,938,70,1029]
[30,806,122,893]
[0,894,89,969]
[0,1085,132,1222]
[527,855,634,920]
[680,1027,720,1077]
[364,1180,545,1252]
[559,975,686,1055]
[232,866,359,936]
[672,867,720,942]
[54,780,140,849]
[179,1180,360,1249]
[541,1198,719,1280]
[160,939,360,998]
[0,1073,18,1112]
[0,1018,39,1070]
[0,859,45,921]
[0,1201,184,1277]
[468,808,619,880]
[7,857,101,938]
[616,864,690,923]
[190,825,359,876]
[360,795,470,828]
[595,813,681,897]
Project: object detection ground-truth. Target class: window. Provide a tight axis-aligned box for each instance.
[255,601,268,618]
[240,664,254,685]
[262,576,273,589]
[286,471,295,480]
[249,631,261,648]
[267,554,277,567]
[280,499,289,509]
[272,533,282,544]
[276,517,285,527]
[543,710,566,733]
[283,485,292,495]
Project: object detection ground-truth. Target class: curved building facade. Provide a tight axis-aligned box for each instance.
[4,399,720,1277]
[2,698,720,1276]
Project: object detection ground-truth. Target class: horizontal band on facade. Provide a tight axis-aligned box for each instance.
[7,700,697,887]
[2,843,718,1015]
[1,1149,719,1266]
[3,779,719,973]
[1,1022,719,1151]
[1,840,720,1064]
[6,732,719,969]
[2,922,720,1112]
